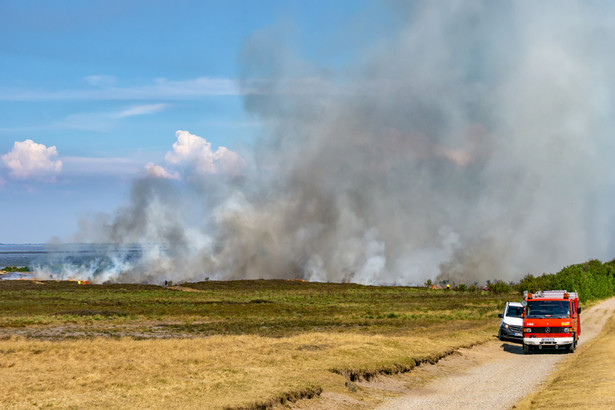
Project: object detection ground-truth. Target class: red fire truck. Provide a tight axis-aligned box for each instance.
[522,290,581,354]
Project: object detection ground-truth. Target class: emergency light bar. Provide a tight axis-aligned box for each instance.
[523,290,578,300]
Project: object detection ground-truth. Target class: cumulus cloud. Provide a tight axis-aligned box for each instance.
[164,130,245,176]
[1,139,62,180]
[145,162,180,180]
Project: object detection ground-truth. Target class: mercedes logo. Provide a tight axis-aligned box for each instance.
[546,327,551,333]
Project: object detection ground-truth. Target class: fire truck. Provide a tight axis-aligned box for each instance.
[522,290,581,354]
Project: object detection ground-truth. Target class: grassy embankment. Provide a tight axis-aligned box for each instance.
[515,312,615,409]
[1,280,514,409]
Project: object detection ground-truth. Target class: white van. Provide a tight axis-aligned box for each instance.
[498,302,524,343]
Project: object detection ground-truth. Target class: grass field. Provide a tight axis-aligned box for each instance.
[0,280,507,339]
[515,310,615,409]
[0,280,518,408]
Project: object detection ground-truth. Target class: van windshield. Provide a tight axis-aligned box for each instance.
[506,306,524,318]
[526,300,570,319]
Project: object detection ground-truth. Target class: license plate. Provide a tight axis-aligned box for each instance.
[514,332,522,337]
[541,338,555,344]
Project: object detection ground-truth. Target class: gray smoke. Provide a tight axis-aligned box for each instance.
[51,1,615,285]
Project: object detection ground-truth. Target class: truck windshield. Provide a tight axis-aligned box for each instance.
[526,300,570,318]
[506,306,524,318]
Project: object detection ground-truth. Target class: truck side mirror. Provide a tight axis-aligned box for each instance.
[498,313,503,318]
[577,307,582,314]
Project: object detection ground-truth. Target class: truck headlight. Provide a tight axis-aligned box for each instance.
[524,328,532,333]
[564,328,572,333]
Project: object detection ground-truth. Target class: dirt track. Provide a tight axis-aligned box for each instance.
[375,296,615,410]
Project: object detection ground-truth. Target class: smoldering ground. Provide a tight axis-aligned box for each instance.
[47,1,615,285]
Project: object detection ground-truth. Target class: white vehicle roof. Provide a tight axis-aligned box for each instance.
[508,302,523,307]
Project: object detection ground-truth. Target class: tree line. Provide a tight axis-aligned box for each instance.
[426,259,615,302]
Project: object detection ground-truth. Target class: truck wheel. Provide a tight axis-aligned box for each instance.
[568,334,576,353]
[523,343,529,354]
[498,330,502,341]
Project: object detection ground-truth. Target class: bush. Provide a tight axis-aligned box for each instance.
[454,284,467,292]
[1,266,29,272]
[490,280,512,294]
[516,260,615,302]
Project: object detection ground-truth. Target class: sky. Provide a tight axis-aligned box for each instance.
[2,1,615,284]
[0,0,392,243]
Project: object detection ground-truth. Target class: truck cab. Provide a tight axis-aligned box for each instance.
[522,290,581,354]
[498,302,524,343]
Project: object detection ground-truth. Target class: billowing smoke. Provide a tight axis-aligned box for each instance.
[43,1,615,285]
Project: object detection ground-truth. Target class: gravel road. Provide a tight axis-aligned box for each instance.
[377,296,615,410]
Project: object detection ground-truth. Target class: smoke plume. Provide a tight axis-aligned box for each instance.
[48,1,615,285]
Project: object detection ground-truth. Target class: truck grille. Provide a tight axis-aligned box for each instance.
[527,327,569,333]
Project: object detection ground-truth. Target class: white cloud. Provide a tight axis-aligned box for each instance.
[0,131,242,184]
[115,103,167,118]
[59,103,168,131]
[212,146,245,175]
[1,139,62,180]
[164,130,245,176]
[145,162,180,180]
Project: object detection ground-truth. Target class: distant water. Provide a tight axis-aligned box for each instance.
[0,244,47,267]
[0,243,143,270]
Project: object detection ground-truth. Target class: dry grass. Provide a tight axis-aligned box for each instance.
[0,280,515,408]
[0,325,494,409]
[515,313,615,409]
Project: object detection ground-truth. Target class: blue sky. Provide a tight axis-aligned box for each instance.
[0,0,395,243]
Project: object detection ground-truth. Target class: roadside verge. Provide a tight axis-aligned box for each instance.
[514,306,615,409]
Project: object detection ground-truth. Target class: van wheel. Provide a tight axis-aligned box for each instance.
[498,330,502,340]
[523,343,529,354]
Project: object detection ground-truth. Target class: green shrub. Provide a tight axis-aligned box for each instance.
[1,266,29,272]
[516,260,615,302]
